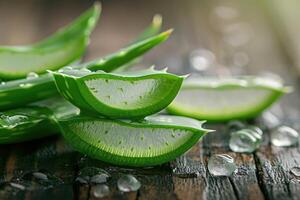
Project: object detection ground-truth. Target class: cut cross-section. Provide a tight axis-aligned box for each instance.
[59,115,211,166]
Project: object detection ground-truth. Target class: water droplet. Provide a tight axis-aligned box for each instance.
[80,68,91,72]
[208,154,237,176]
[26,72,39,79]
[21,171,63,187]
[229,127,262,153]
[0,114,29,129]
[90,174,110,184]
[19,83,33,88]
[270,126,299,147]
[290,167,300,177]
[32,172,48,181]
[58,66,73,73]
[77,167,110,185]
[189,49,215,71]
[1,81,6,86]
[75,176,89,184]
[117,174,141,192]
[92,184,110,198]
[10,182,25,190]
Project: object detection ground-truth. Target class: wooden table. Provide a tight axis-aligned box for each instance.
[0,0,300,199]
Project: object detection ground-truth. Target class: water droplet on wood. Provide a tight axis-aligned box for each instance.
[117,174,141,192]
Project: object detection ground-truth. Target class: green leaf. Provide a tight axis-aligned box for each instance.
[83,29,172,72]
[0,3,101,80]
[0,98,79,144]
[52,68,184,119]
[59,114,211,166]
[167,76,290,121]
[0,29,172,111]
[132,14,163,43]
[114,14,163,72]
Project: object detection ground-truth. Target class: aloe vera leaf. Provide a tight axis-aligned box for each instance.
[83,29,172,72]
[0,30,172,111]
[132,14,163,44]
[114,14,163,72]
[52,68,185,119]
[59,114,211,167]
[0,3,101,80]
[0,98,79,144]
[167,77,290,121]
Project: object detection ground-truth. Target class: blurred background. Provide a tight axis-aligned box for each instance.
[0,0,299,79]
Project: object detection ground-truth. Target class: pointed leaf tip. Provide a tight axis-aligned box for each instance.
[153,14,162,27]
[93,1,102,11]
[149,65,156,70]
[162,67,168,72]
[180,74,190,79]
[164,29,174,36]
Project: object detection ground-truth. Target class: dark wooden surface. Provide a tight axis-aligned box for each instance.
[0,0,300,199]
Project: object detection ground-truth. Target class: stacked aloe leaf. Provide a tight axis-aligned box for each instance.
[0,3,290,166]
[0,4,210,167]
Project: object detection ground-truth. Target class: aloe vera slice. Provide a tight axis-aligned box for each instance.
[0,3,100,80]
[59,115,210,166]
[0,30,171,111]
[52,68,184,118]
[0,98,79,144]
[167,77,290,121]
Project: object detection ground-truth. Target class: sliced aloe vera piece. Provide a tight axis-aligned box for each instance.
[0,30,171,111]
[59,115,210,166]
[0,98,79,144]
[52,68,184,118]
[0,3,100,80]
[167,77,290,121]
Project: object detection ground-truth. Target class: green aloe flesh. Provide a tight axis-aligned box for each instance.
[0,4,100,80]
[0,30,170,111]
[52,68,185,118]
[167,77,290,121]
[0,98,79,144]
[59,115,210,166]
[0,74,56,109]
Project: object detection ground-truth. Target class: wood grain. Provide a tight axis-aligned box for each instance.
[0,0,299,199]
